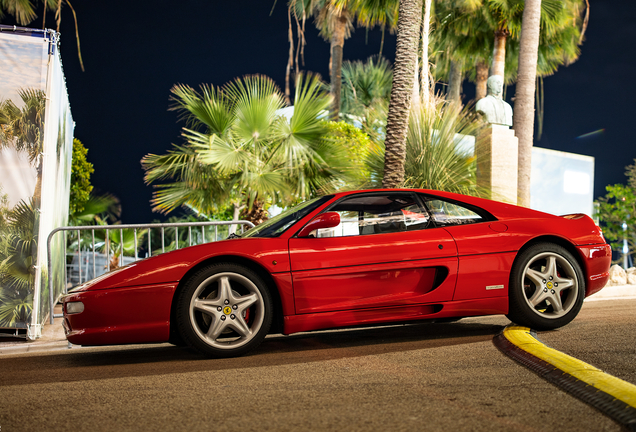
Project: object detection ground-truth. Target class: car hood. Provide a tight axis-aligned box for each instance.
[69,237,290,292]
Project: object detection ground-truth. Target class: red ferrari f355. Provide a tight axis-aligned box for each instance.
[62,189,611,357]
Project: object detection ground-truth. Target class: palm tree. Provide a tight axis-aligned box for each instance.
[340,55,392,141]
[290,0,355,120]
[432,0,586,101]
[514,0,541,207]
[431,3,493,100]
[143,74,352,225]
[347,0,399,63]
[289,0,399,119]
[0,88,46,204]
[483,0,524,78]
[382,0,423,188]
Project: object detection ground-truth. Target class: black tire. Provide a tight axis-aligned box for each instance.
[175,263,273,358]
[506,243,585,331]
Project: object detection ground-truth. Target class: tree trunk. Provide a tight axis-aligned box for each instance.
[475,60,488,100]
[490,29,508,78]
[382,0,423,188]
[228,202,246,235]
[447,59,463,104]
[514,0,542,207]
[330,14,347,120]
[420,0,432,107]
[242,201,268,226]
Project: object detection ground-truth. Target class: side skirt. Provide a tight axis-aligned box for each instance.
[282,296,508,335]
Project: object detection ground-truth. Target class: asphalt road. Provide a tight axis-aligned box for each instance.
[0,299,633,432]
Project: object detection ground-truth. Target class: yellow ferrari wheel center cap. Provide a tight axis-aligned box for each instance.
[546,281,554,289]
[223,306,232,315]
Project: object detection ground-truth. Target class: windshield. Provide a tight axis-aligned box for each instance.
[242,195,333,238]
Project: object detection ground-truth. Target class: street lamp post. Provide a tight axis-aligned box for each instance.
[622,221,629,270]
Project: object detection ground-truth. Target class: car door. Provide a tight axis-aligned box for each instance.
[419,195,516,301]
[288,192,459,314]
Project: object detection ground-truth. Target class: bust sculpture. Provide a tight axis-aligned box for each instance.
[476,75,513,127]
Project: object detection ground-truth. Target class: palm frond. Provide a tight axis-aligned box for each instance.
[189,130,253,173]
[68,193,121,225]
[224,75,285,146]
[142,144,200,183]
[288,73,332,144]
[1,0,37,25]
[170,83,235,135]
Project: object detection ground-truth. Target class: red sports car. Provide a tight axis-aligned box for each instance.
[62,189,611,357]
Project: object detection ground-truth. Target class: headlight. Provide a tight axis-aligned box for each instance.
[66,301,85,315]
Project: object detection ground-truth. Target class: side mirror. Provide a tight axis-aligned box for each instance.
[297,212,341,238]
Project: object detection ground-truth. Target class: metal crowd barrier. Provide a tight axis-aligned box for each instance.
[47,220,254,324]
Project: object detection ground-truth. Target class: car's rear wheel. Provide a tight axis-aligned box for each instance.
[176,263,272,358]
[507,243,585,331]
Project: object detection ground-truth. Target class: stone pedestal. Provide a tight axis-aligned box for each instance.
[476,125,518,204]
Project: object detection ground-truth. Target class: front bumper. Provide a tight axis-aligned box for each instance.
[62,283,178,346]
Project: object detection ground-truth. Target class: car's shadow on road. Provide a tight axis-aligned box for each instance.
[0,320,506,387]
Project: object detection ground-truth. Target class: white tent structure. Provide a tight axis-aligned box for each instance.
[0,26,74,339]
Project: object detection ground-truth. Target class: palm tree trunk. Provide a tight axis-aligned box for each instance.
[447,59,463,104]
[475,60,488,100]
[514,0,542,207]
[243,201,268,226]
[330,14,347,120]
[420,0,432,107]
[490,29,508,78]
[383,0,423,188]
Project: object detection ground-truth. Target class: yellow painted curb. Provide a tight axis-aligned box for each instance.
[504,326,636,409]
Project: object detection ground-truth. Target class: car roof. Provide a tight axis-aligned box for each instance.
[330,188,560,221]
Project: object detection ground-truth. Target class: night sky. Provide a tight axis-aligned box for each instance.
[23,0,636,223]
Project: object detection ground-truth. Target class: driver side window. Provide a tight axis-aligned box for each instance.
[315,193,430,238]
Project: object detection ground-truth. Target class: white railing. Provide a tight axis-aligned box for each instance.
[46,220,254,324]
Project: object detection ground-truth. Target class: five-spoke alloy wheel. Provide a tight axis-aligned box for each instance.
[507,243,585,330]
[176,263,272,357]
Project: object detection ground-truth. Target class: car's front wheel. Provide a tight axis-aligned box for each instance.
[176,263,273,357]
[507,243,585,331]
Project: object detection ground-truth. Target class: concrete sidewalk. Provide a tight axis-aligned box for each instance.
[1,284,634,357]
[0,304,74,356]
[584,284,636,301]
